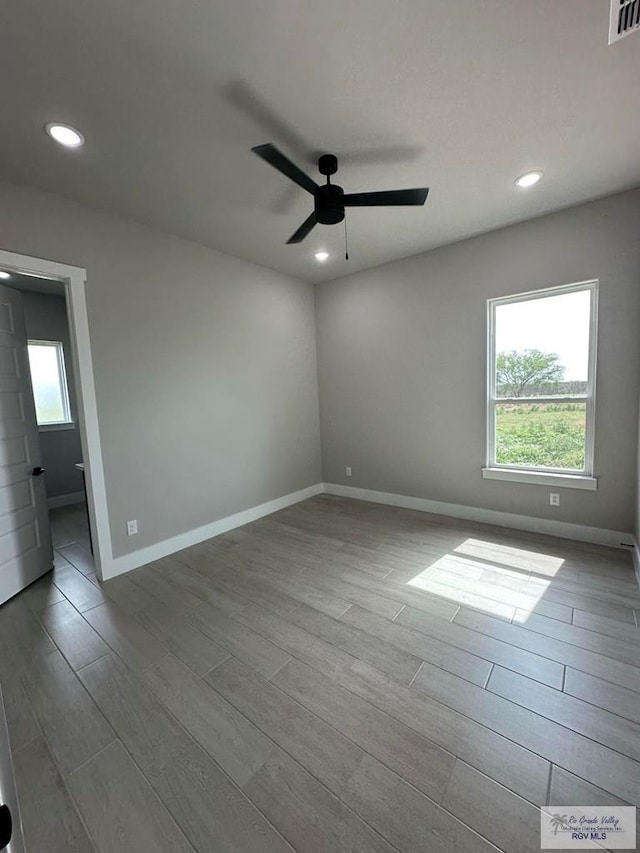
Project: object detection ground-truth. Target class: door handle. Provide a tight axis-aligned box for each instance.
[31,466,45,476]
[0,804,12,850]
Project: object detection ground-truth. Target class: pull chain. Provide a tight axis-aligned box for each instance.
[344,215,349,261]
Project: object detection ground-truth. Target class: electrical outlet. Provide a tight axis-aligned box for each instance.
[549,493,560,507]
[127,519,138,536]
[345,466,352,478]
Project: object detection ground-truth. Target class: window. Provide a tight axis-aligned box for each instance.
[485,281,598,488]
[27,340,73,427]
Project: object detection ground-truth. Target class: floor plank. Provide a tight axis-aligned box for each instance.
[573,569,640,600]
[13,737,96,853]
[411,656,640,804]
[78,653,291,853]
[83,601,168,673]
[287,603,422,684]
[39,599,110,671]
[440,760,541,853]
[571,607,640,644]
[534,584,638,623]
[548,764,640,847]
[454,607,640,694]
[57,543,97,578]
[51,505,92,553]
[563,667,640,726]
[0,596,55,679]
[53,564,106,612]
[235,602,358,680]
[211,658,488,853]
[512,610,640,667]
[396,603,564,688]
[1,672,41,753]
[126,564,202,614]
[211,567,304,616]
[272,658,454,802]
[393,556,578,621]
[340,604,493,687]
[68,741,195,853]
[298,567,405,619]
[99,573,167,615]
[334,658,550,805]
[487,665,640,761]
[147,556,248,612]
[188,601,291,678]
[244,749,394,853]
[21,650,115,777]
[136,607,230,676]
[18,570,65,615]
[316,561,461,621]
[144,653,276,787]
[343,753,500,853]
[400,560,572,622]
[205,656,365,795]
[235,563,353,619]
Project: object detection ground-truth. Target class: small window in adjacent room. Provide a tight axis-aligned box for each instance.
[485,281,598,485]
[27,340,73,427]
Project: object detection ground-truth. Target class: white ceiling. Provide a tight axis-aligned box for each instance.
[1,1,638,284]
[0,272,65,297]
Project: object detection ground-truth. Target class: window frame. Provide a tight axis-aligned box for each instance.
[27,338,74,430]
[484,280,598,489]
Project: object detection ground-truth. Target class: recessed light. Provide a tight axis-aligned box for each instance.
[314,251,329,262]
[515,171,543,188]
[45,122,85,148]
[0,271,10,279]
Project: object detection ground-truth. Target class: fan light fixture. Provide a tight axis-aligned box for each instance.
[45,122,85,148]
[315,251,329,262]
[515,171,543,188]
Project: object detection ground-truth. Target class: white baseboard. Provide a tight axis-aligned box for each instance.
[632,539,640,590]
[323,483,634,550]
[101,480,636,582]
[47,491,85,510]
[103,483,324,580]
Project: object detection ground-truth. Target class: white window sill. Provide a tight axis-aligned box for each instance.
[38,421,76,433]
[482,467,597,491]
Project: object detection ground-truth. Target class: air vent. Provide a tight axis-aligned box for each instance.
[609,0,640,43]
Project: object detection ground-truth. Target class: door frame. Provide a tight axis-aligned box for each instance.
[0,249,110,580]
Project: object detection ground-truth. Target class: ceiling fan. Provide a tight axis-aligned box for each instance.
[252,143,429,244]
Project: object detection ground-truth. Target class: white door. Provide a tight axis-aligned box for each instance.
[0,284,53,606]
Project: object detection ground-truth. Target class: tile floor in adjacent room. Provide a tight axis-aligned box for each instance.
[2,495,639,852]
[50,503,93,556]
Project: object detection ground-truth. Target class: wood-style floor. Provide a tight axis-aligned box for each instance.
[2,495,640,853]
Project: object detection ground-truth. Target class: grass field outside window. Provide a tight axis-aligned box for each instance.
[495,402,586,470]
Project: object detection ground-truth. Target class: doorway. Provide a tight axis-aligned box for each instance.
[0,250,109,588]
[15,276,93,563]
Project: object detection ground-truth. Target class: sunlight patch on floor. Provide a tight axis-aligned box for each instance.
[453,538,565,576]
[404,547,552,623]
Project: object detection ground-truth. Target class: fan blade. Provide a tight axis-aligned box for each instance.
[252,143,319,196]
[286,212,317,244]
[344,188,429,207]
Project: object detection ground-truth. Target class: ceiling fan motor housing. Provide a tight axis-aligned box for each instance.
[315,184,345,224]
[318,154,338,176]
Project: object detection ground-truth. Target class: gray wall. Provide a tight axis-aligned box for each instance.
[0,181,322,558]
[21,290,84,500]
[316,188,640,533]
[637,400,640,543]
